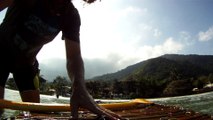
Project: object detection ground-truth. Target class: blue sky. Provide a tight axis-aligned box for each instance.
[1,0,213,80]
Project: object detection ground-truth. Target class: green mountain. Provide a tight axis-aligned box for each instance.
[91,60,144,81]
[90,54,213,97]
[92,54,213,81]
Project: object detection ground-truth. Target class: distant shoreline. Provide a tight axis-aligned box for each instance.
[5,88,213,100]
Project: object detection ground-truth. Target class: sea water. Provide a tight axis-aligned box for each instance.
[1,89,213,118]
[148,91,213,115]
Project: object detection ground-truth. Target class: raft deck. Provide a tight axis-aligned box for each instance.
[15,103,212,120]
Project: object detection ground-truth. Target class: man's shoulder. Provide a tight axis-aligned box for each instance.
[61,2,80,22]
[66,2,79,14]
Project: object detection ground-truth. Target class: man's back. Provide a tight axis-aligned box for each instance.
[0,0,80,64]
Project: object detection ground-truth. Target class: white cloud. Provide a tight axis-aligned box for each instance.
[37,32,66,61]
[179,31,194,46]
[86,37,184,72]
[136,37,183,60]
[162,37,183,52]
[73,1,157,62]
[118,6,148,18]
[154,28,162,38]
[139,24,163,40]
[198,26,213,42]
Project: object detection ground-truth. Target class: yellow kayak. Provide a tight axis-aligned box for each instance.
[0,98,153,112]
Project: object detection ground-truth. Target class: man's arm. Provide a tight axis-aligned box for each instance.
[65,38,85,87]
[64,38,121,119]
[0,0,13,12]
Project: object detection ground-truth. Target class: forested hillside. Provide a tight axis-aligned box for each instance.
[88,54,213,98]
[92,54,213,81]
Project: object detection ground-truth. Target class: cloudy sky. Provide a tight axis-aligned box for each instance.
[1,0,213,80]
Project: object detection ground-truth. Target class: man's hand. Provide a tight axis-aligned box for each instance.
[70,84,122,119]
[65,39,121,119]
